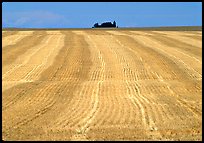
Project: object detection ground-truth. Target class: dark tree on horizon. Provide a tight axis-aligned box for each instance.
[94,23,99,27]
[113,21,116,27]
[92,21,117,28]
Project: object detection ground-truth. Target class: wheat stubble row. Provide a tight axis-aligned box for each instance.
[2,30,202,141]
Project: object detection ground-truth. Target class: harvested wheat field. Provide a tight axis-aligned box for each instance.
[2,29,202,141]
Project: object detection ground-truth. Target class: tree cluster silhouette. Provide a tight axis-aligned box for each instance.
[92,21,117,28]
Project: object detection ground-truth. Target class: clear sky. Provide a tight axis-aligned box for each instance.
[2,2,202,28]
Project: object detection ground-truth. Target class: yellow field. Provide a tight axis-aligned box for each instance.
[2,29,202,141]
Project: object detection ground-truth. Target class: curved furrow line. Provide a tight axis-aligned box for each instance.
[103,84,119,125]
[2,64,24,80]
[49,31,94,131]
[2,87,30,110]
[87,82,108,126]
[110,33,179,124]
[110,32,186,137]
[93,95,109,126]
[39,31,79,81]
[107,34,167,126]
[149,31,202,49]
[63,77,100,127]
[109,35,158,81]
[58,54,82,81]
[67,99,93,129]
[163,31,202,47]
[130,31,202,64]
[176,98,202,119]
[117,34,201,81]
[111,83,129,125]
[51,83,85,126]
[25,83,59,106]
[59,84,94,129]
[136,35,202,80]
[2,31,48,67]
[101,35,140,125]
[5,65,37,81]
[110,35,157,85]
[12,99,56,130]
[2,32,47,74]
[118,83,138,125]
[2,30,93,141]
[2,31,34,48]
[138,83,172,121]
[74,81,101,134]
[5,99,57,133]
[88,66,105,83]
[14,88,57,123]
[4,82,57,112]
[143,83,175,122]
[77,83,101,131]
[108,88,121,125]
[2,81,29,93]
[116,55,150,127]
[24,35,59,65]
[85,35,106,79]
[151,101,169,123]
[149,75,190,121]
[107,84,125,125]
[21,82,65,114]
[70,34,104,136]
[3,100,56,133]
[133,83,163,125]
[4,65,33,81]
[118,90,132,125]
[4,80,74,130]
[113,52,138,125]
[44,82,81,129]
[60,32,105,139]
[124,96,137,125]
[125,81,149,129]
[140,33,202,65]
[126,81,163,139]
[152,71,201,122]
[156,104,173,121]
[52,44,84,82]
[44,32,93,129]
[129,82,158,130]
[98,36,132,125]
[3,83,59,130]
[136,72,180,123]
[90,82,113,127]
[2,64,22,76]
[23,35,64,81]
[59,91,92,129]
[3,35,54,80]
[2,81,42,110]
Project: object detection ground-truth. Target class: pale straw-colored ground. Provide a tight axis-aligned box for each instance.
[2,29,202,141]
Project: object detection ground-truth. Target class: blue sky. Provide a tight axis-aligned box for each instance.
[2,2,202,28]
